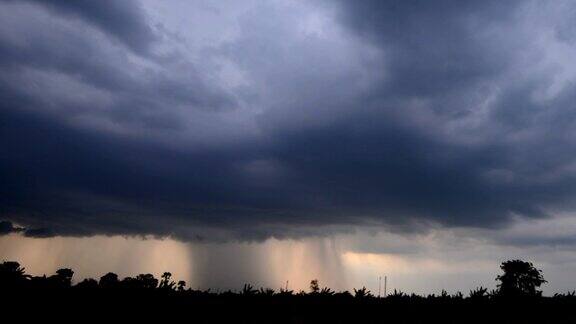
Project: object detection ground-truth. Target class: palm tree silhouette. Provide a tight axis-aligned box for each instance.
[0,261,30,288]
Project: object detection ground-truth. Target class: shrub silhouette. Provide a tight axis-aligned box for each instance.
[469,286,489,299]
[259,287,275,296]
[278,287,294,296]
[242,283,257,296]
[353,287,373,299]
[320,287,335,296]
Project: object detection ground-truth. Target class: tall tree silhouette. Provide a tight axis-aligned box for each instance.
[496,260,546,296]
[159,272,176,290]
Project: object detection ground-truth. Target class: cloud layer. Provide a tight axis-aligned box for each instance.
[2,0,576,241]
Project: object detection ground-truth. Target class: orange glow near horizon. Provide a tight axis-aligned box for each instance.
[0,234,350,290]
[0,233,500,294]
[0,234,191,283]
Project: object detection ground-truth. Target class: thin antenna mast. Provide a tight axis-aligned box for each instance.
[384,276,387,297]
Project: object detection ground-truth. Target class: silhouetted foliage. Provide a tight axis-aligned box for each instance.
[242,283,257,296]
[136,273,159,289]
[159,271,176,290]
[0,261,29,288]
[278,287,294,296]
[469,286,489,299]
[99,272,119,288]
[256,287,272,296]
[2,259,575,323]
[309,279,320,294]
[353,287,373,299]
[319,287,335,296]
[75,278,98,289]
[496,260,547,296]
[177,280,186,292]
[52,268,74,288]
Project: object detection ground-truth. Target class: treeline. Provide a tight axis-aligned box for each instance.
[0,259,562,298]
[0,262,187,292]
[1,259,575,323]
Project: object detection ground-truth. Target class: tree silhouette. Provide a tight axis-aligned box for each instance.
[496,260,547,296]
[159,272,176,290]
[76,278,98,289]
[177,280,186,292]
[51,268,74,288]
[309,279,320,294]
[0,261,29,288]
[99,272,119,288]
[136,273,158,289]
[2,258,575,324]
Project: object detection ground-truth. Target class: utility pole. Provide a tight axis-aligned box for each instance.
[378,276,382,297]
[285,280,289,291]
[384,276,387,297]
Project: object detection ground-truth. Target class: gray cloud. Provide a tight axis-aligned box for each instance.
[0,220,23,235]
[2,0,156,54]
[0,220,52,237]
[1,0,576,243]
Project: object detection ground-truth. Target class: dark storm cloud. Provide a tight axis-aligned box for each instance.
[2,0,576,242]
[0,220,55,237]
[2,0,155,53]
[0,220,23,235]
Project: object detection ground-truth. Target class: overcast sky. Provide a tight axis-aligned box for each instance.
[2,0,576,293]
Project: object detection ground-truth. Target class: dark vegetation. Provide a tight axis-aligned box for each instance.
[0,259,573,323]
